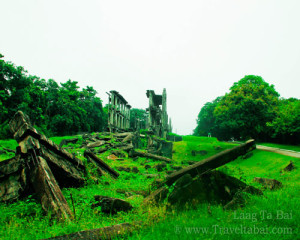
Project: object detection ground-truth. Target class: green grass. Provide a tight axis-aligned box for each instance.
[127,145,300,239]
[0,134,167,239]
[172,136,238,164]
[0,135,299,239]
[0,139,18,161]
[128,187,299,239]
[259,143,300,152]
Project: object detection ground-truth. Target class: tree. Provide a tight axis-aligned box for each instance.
[193,96,222,137]
[130,108,147,129]
[0,54,106,138]
[213,75,280,140]
[267,98,300,144]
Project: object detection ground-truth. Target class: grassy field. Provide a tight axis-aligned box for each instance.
[0,139,18,161]
[0,135,299,239]
[129,148,299,239]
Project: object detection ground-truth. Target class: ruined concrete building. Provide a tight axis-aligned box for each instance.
[107,91,131,132]
[146,88,171,138]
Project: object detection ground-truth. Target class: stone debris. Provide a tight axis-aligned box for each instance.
[253,177,282,190]
[283,161,295,172]
[0,111,119,220]
[191,150,208,156]
[92,195,133,214]
[44,222,135,240]
[165,140,256,186]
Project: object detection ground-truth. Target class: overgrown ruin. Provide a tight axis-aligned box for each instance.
[146,88,171,138]
[107,90,131,132]
[0,111,119,220]
[0,93,272,239]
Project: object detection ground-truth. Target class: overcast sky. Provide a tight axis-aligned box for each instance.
[1,0,300,135]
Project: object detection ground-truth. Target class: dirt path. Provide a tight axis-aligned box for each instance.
[256,145,300,158]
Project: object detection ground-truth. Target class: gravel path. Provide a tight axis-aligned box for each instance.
[256,145,300,158]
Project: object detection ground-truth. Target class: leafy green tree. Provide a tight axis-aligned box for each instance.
[193,96,222,137]
[0,53,106,138]
[216,76,279,140]
[214,75,280,140]
[130,108,147,129]
[267,98,300,143]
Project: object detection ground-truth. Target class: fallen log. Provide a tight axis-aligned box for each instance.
[130,150,172,163]
[43,222,134,240]
[165,139,256,186]
[84,150,119,179]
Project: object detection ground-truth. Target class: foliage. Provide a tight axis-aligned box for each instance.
[193,96,222,137]
[213,75,279,140]
[172,135,238,163]
[266,98,300,144]
[0,54,106,138]
[194,75,299,144]
[0,135,298,239]
[130,108,147,129]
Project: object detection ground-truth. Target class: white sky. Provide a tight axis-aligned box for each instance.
[1,0,300,135]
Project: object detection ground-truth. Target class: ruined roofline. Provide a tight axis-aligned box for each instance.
[146,90,163,106]
[110,90,128,105]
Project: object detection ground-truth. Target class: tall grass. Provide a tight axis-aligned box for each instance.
[0,135,298,239]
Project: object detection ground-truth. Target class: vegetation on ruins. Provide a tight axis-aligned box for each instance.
[0,134,298,239]
[0,53,107,139]
[0,53,299,240]
[193,75,300,144]
[130,108,147,129]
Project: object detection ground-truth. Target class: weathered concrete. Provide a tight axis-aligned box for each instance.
[165,140,256,186]
[107,90,131,132]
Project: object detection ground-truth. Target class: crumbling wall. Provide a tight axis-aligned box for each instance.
[107,91,131,132]
[146,88,170,138]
